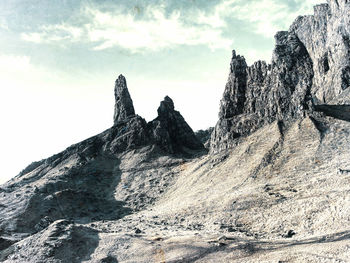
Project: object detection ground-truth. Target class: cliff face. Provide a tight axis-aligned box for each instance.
[291,0,350,102]
[210,0,350,153]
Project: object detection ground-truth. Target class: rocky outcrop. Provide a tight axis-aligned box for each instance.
[195,127,214,149]
[113,75,136,124]
[111,77,204,155]
[150,96,205,154]
[210,0,350,153]
[2,1,350,262]
[290,0,350,102]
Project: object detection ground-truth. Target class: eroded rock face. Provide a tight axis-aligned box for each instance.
[210,0,350,153]
[290,0,350,102]
[195,127,214,149]
[150,96,205,154]
[111,77,204,156]
[220,51,248,119]
[113,75,136,124]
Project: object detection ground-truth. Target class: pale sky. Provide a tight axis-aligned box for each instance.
[0,0,325,184]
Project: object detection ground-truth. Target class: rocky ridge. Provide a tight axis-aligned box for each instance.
[210,0,350,153]
[0,77,205,238]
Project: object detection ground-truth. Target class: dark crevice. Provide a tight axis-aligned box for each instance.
[314,104,350,122]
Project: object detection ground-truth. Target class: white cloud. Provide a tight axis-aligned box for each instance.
[21,5,233,52]
[21,24,84,45]
[193,0,326,39]
[0,24,8,31]
[225,0,326,38]
[19,0,326,52]
[0,54,31,72]
[0,18,9,31]
[87,6,232,51]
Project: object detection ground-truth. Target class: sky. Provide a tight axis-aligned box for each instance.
[0,0,325,184]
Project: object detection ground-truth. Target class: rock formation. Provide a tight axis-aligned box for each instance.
[195,127,214,149]
[150,96,205,154]
[210,0,350,153]
[290,0,350,102]
[111,77,204,155]
[0,75,205,244]
[113,75,135,124]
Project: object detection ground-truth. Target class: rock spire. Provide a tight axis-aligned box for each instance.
[151,96,205,154]
[113,74,135,124]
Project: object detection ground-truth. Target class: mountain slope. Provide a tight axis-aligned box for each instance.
[1,0,350,262]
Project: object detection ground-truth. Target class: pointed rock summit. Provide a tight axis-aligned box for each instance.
[151,96,205,154]
[219,51,248,119]
[113,74,135,124]
[157,96,175,116]
[110,76,204,155]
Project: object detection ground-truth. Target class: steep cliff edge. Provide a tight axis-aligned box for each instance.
[210,0,350,153]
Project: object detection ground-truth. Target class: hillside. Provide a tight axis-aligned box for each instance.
[1,0,350,262]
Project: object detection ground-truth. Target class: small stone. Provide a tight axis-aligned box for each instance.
[285,230,296,238]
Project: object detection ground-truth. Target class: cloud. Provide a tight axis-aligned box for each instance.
[19,0,326,53]
[21,4,233,52]
[223,0,325,38]
[0,19,9,31]
[21,24,83,44]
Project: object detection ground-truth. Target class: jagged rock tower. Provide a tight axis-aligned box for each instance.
[151,96,205,153]
[210,0,350,153]
[110,75,204,154]
[113,75,136,124]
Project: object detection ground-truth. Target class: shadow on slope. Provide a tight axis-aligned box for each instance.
[0,220,102,263]
[15,156,132,234]
[177,230,350,262]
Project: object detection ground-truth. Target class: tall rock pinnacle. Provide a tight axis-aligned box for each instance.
[219,50,248,119]
[113,75,135,124]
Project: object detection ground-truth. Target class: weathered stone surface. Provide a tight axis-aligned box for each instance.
[211,0,349,153]
[219,51,248,119]
[150,96,205,154]
[113,75,135,124]
[111,77,204,156]
[290,0,350,102]
[195,127,214,149]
